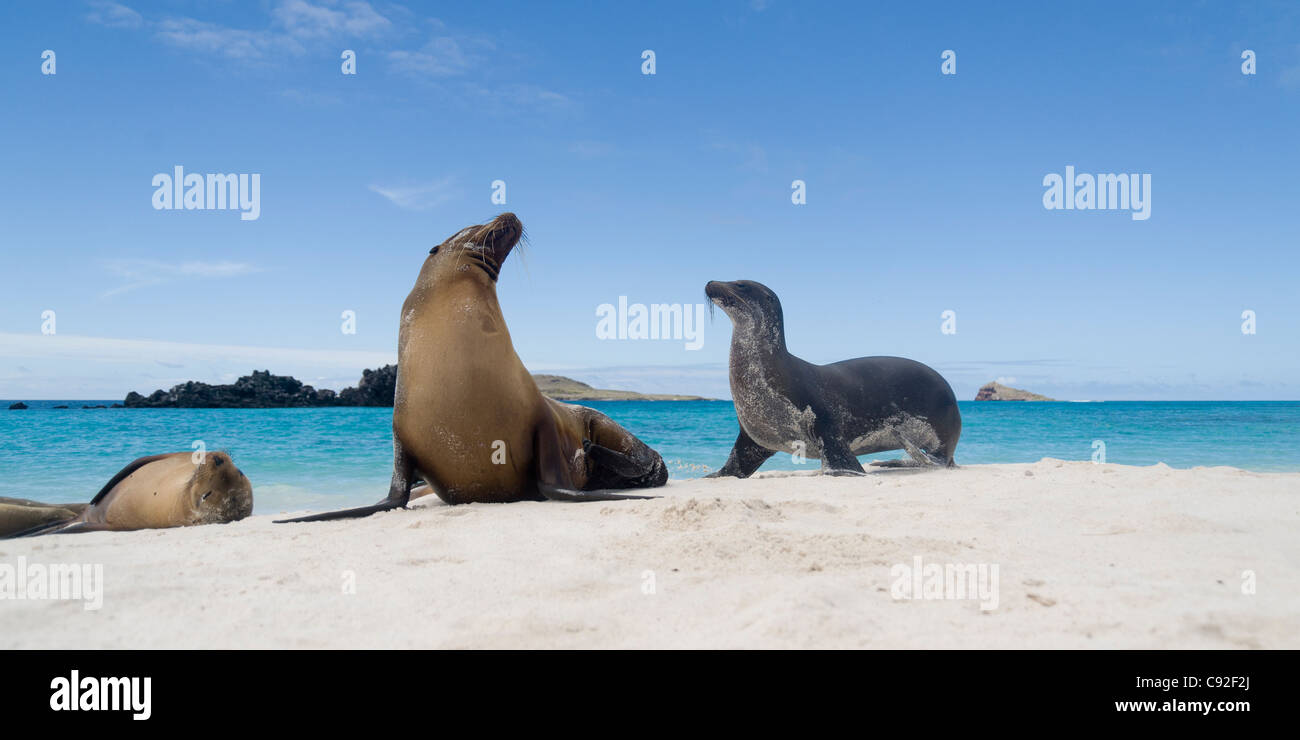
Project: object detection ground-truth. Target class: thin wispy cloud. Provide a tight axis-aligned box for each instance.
[88,0,396,61]
[102,259,261,297]
[272,0,393,39]
[388,36,476,77]
[569,140,614,159]
[367,177,458,211]
[85,2,573,111]
[85,1,143,29]
[154,17,299,60]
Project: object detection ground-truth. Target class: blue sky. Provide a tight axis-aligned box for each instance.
[1,1,1297,400]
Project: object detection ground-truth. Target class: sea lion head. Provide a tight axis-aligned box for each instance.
[186,451,254,525]
[705,280,785,342]
[427,212,524,283]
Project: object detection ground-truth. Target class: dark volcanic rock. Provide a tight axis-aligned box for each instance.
[123,370,334,408]
[123,367,396,409]
[337,364,397,406]
[8,402,28,410]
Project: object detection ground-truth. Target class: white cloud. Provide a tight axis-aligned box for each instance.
[387,36,474,77]
[367,177,458,211]
[154,17,298,60]
[273,0,393,39]
[92,1,395,61]
[85,1,144,29]
[102,259,261,297]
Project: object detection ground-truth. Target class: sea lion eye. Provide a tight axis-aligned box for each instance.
[201,491,212,501]
[430,246,440,255]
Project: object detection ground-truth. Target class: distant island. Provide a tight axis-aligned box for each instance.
[119,366,705,408]
[532,374,706,401]
[974,381,1056,402]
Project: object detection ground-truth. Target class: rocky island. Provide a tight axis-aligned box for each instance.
[122,366,704,408]
[974,381,1056,401]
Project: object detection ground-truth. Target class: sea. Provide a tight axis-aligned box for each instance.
[1,400,1297,514]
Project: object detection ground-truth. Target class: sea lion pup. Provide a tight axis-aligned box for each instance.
[277,213,667,523]
[704,280,961,477]
[0,498,88,538]
[3,451,253,538]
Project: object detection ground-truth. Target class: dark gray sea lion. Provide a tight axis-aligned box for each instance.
[3,451,253,537]
[277,213,667,523]
[704,280,961,477]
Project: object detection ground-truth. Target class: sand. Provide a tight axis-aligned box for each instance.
[1,459,1296,649]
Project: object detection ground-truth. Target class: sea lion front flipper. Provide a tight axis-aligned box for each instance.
[89,454,178,506]
[273,499,408,524]
[705,428,775,478]
[274,443,415,523]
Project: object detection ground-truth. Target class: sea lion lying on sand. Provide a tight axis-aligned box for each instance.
[3,451,253,538]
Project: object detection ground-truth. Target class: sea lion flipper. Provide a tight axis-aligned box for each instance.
[273,499,408,524]
[90,453,177,506]
[274,443,415,523]
[897,432,946,467]
[869,459,924,468]
[705,428,775,479]
[582,439,657,478]
[816,431,867,477]
[2,518,101,539]
[537,484,659,502]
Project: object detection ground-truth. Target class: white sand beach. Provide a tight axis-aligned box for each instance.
[1,460,1296,649]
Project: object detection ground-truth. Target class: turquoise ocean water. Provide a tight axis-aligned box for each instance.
[1,400,1297,514]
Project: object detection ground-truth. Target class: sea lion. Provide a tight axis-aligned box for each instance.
[704,279,961,477]
[3,451,253,537]
[277,213,667,523]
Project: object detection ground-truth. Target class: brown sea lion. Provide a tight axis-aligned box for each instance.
[3,451,253,537]
[277,213,667,523]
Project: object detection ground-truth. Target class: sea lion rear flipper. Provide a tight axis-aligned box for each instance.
[897,432,946,467]
[582,439,656,478]
[537,484,659,502]
[869,459,924,468]
[2,519,102,539]
[817,431,867,477]
[535,422,660,502]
